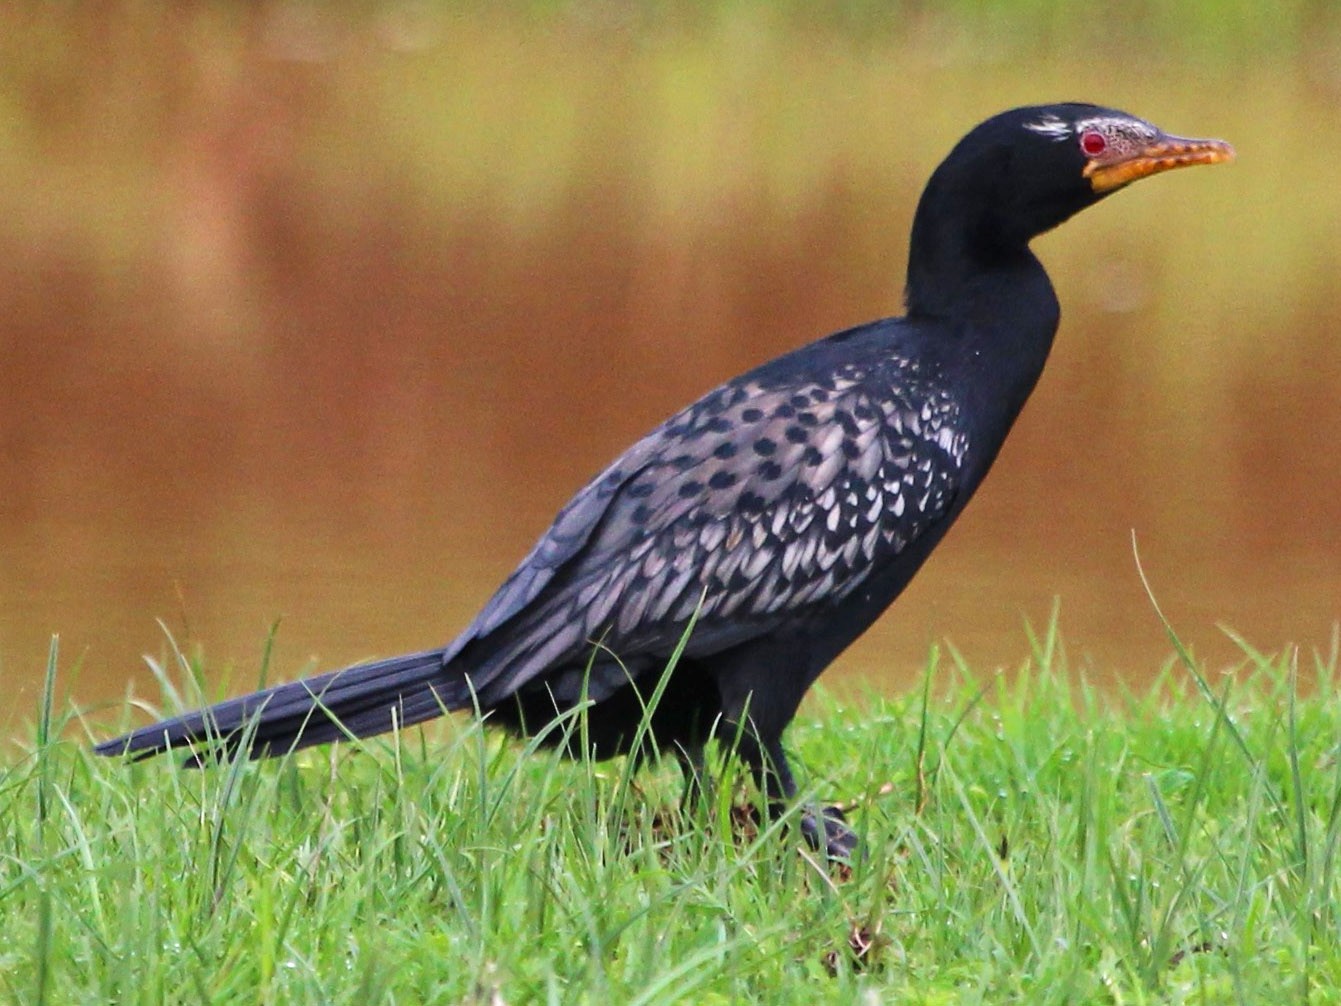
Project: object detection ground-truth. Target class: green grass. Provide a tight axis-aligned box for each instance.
[5,620,1341,1004]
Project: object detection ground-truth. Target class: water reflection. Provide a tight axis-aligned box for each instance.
[1,11,1339,734]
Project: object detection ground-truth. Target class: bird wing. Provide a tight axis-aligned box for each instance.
[458,348,970,704]
[455,439,664,641]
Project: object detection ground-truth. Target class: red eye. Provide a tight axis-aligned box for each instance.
[1080,130,1107,156]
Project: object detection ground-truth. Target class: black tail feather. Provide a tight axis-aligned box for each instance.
[94,648,467,761]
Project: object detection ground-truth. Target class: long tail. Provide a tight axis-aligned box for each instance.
[94,648,471,761]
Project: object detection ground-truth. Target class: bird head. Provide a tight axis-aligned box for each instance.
[903,103,1233,317]
[943,103,1236,249]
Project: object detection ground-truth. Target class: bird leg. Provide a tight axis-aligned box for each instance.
[731,726,858,860]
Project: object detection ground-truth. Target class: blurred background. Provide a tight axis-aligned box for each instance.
[2,2,1339,734]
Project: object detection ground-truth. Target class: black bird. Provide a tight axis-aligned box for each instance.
[97,104,1232,856]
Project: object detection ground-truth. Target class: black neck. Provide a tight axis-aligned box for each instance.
[904,170,1023,316]
[903,169,1062,432]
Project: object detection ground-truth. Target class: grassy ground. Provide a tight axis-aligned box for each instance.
[4,619,1341,1004]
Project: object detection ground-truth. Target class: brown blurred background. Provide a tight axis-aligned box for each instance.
[2,3,1339,735]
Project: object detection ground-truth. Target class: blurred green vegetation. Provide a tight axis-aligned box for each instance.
[3,1,1337,422]
[3,1,1337,296]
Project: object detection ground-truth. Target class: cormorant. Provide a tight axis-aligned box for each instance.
[96,104,1233,857]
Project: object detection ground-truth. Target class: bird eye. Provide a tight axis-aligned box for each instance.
[1080,130,1108,156]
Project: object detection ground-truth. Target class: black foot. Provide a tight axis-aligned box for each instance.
[801,804,859,860]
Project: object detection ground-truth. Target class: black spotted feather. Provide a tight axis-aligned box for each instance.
[457,323,969,707]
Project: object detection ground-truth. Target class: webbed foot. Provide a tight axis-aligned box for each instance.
[801,804,859,860]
